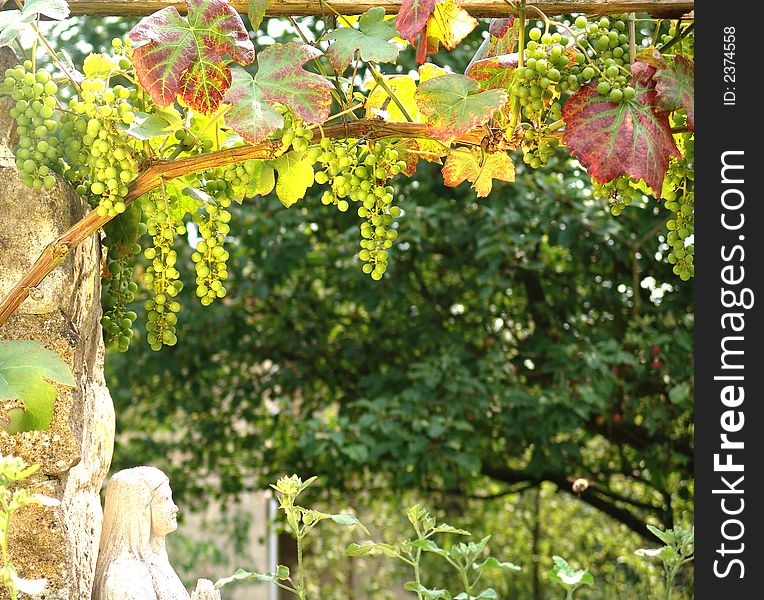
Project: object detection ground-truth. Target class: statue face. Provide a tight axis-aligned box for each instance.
[150,481,179,537]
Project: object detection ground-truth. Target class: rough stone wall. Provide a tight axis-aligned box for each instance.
[0,47,115,599]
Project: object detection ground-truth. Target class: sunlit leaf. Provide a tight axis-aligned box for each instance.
[465,53,517,92]
[347,540,400,558]
[366,75,418,121]
[562,62,680,193]
[416,74,508,142]
[425,0,477,51]
[327,7,400,73]
[272,150,315,208]
[0,341,75,433]
[128,0,254,114]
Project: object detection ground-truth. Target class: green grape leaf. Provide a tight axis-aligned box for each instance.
[83,53,118,79]
[118,112,175,140]
[655,55,694,130]
[0,10,30,47]
[248,0,268,31]
[0,0,70,47]
[465,53,517,93]
[20,0,70,20]
[128,0,254,114]
[395,0,437,44]
[416,74,508,143]
[562,61,681,194]
[272,150,314,208]
[327,8,400,73]
[0,340,75,433]
[244,160,275,197]
[224,43,332,144]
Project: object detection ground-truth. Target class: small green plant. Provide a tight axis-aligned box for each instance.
[348,504,520,600]
[0,455,60,599]
[548,555,594,599]
[635,524,694,600]
[215,475,367,599]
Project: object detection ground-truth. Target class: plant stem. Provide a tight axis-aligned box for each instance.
[368,64,414,123]
[297,532,306,600]
[509,0,526,132]
[29,23,82,94]
[413,548,424,600]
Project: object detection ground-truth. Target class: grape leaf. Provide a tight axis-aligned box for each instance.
[425,0,477,51]
[416,74,508,142]
[0,340,75,433]
[441,148,514,197]
[21,0,70,20]
[395,0,437,44]
[128,0,254,114]
[0,0,70,47]
[562,62,680,193]
[224,43,333,144]
[82,53,118,79]
[327,8,400,73]
[272,150,315,208]
[465,53,517,93]
[655,55,694,131]
[248,0,268,31]
[118,111,176,140]
[466,17,516,73]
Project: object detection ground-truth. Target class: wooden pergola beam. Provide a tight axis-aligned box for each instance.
[56,0,694,19]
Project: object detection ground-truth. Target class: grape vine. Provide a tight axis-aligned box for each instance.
[0,0,695,351]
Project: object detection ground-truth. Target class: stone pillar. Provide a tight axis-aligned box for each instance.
[0,48,115,599]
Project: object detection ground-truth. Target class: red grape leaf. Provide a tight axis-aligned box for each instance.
[442,148,515,197]
[327,7,400,73]
[465,53,517,92]
[416,74,508,143]
[224,43,333,144]
[395,0,437,44]
[655,56,694,131]
[466,16,516,73]
[128,0,254,114]
[562,62,680,193]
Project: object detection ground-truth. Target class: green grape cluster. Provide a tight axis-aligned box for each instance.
[317,139,405,279]
[520,110,562,168]
[192,173,232,306]
[63,75,139,217]
[570,15,636,103]
[592,176,645,216]
[512,27,571,122]
[101,238,141,352]
[662,133,694,280]
[2,62,62,189]
[142,192,184,350]
[280,112,315,153]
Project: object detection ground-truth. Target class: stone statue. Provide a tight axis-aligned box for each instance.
[93,466,220,600]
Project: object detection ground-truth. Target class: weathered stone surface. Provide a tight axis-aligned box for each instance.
[0,47,115,599]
